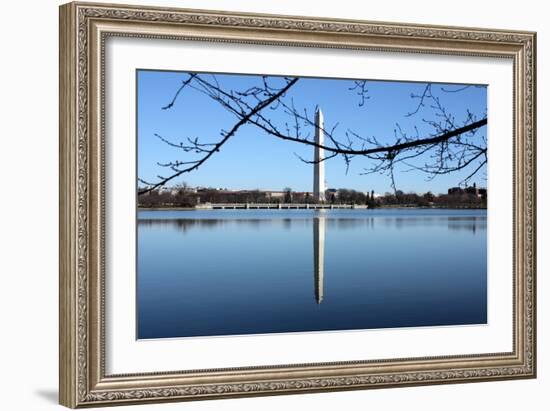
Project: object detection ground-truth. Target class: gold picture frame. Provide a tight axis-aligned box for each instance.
[59,1,536,408]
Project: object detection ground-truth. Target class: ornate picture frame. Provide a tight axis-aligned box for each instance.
[59,1,536,408]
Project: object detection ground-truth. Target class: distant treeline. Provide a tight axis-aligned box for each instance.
[139,188,278,208]
[138,186,487,209]
[373,190,486,209]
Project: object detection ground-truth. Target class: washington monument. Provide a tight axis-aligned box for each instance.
[313,108,326,203]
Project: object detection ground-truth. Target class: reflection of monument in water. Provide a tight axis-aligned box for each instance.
[313,214,326,304]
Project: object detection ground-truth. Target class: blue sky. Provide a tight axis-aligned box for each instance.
[137,70,487,195]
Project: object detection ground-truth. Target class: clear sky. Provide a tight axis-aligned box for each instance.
[137,70,487,195]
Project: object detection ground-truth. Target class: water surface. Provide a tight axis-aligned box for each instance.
[137,208,487,339]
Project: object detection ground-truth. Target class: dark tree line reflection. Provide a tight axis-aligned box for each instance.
[138,216,486,233]
[138,213,486,305]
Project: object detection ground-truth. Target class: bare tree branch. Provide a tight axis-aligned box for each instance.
[138,77,299,195]
[139,74,487,195]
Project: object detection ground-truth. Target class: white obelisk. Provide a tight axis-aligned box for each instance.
[313,109,326,203]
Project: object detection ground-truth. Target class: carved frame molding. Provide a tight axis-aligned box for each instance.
[59,2,536,408]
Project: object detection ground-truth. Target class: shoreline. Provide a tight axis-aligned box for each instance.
[138,206,487,211]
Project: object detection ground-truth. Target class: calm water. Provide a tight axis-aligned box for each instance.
[137,208,487,339]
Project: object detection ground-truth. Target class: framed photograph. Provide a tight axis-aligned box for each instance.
[59,2,536,408]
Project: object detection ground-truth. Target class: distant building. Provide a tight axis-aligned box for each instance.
[478,188,487,198]
[448,187,464,195]
[448,183,487,198]
[265,191,285,199]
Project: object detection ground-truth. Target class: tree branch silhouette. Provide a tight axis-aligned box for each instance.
[138,75,487,195]
[138,77,298,195]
